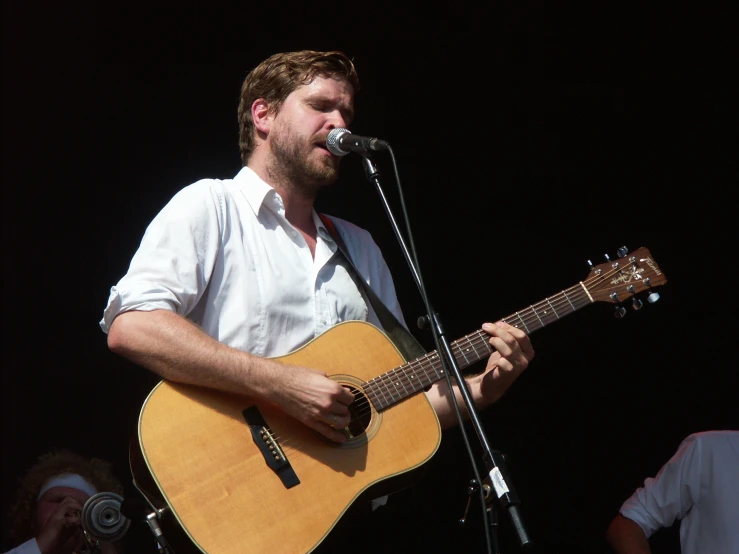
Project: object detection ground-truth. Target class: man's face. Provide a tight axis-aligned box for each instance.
[35,486,91,529]
[268,75,355,192]
[35,486,119,553]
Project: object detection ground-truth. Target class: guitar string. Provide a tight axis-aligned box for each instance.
[362,257,655,406]
[264,261,639,460]
[333,260,631,416]
[264,258,649,456]
[264,257,654,457]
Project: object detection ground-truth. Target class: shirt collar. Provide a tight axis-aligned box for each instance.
[233,166,334,244]
[234,166,279,216]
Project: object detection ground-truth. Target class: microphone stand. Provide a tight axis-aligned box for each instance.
[359,151,532,552]
[120,496,174,553]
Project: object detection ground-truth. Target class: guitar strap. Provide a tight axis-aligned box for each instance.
[319,213,427,362]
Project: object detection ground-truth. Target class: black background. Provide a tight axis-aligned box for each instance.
[2,3,737,553]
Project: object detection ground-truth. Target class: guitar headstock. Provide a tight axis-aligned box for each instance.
[585,247,668,311]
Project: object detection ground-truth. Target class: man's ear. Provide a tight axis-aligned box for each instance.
[252,99,272,134]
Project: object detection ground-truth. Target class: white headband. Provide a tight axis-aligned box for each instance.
[37,473,98,500]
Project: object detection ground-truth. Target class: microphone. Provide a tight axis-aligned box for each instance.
[326,128,389,156]
[80,492,131,542]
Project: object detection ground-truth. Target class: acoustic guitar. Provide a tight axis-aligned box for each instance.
[129,246,667,553]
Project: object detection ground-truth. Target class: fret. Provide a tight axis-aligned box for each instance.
[513,311,529,332]
[562,290,577,312]
[530,304,545,329]
[387,370,405,400]
[464,335,482,363]
[368,376,391,409]
[380,373,399,405]
[427,353,443,380]
[405,359,426,392]
[419,357,437,389]
[457,336,473,367]
[364,386,379,410]
[545,296,560,319]
[395,365,411,396]
[472,332,492,360]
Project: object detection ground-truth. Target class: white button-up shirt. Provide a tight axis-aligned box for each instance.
[619,430,739,554]
[99,166,407,357]
[3,538,43,554]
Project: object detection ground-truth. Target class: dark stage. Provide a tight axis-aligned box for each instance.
[2,4,737,553]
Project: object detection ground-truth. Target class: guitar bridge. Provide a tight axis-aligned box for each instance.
[242,406,300,489]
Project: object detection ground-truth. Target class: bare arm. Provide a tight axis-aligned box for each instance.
[426,321,534,429]
[107,309,353,442]
[606,514,652,554]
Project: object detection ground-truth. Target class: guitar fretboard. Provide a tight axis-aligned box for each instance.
[363,281,594,411]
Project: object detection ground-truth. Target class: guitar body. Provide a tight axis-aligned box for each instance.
[134,321,442,554]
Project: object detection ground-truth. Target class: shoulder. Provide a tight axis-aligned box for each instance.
[173,178,231,202]
[161,178,236,218]
[667,430,739,468]
[682,430,739,450]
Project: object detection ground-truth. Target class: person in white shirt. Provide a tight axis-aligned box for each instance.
[605,430,739,554]
[100,49,536,552]
[3,449,124,554]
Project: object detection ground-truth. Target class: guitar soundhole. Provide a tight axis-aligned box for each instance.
[346,385,372,437]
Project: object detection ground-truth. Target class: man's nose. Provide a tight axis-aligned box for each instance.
[327,111,349,131]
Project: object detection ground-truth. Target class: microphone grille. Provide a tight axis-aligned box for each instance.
[81,492,131,542]
[326,128,350,156]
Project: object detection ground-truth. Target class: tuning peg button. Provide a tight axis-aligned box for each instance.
[614,306,627,318]
[632,298,643,311]
[647,293,661,304]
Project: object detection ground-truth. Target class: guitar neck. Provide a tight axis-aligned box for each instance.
[364,281,593,411]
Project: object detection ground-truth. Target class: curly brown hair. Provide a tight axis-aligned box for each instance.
[4,449,126,547]
[237,50,361,165]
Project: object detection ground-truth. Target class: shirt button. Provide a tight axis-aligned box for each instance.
[291,230,297,237]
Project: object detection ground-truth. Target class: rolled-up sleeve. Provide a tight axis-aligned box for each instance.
[99,181,224,334]
[619,435,700,537]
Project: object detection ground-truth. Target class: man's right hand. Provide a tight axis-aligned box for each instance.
[274,363,355,442]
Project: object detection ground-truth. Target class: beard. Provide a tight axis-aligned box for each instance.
[267,124,340,198]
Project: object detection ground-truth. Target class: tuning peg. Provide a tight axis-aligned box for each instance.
[647,292,661,304]
[614,306,627,318]
[617,246,628,257]
[632,297,644,311]
[604,253,611,262]
[587,259,603,276]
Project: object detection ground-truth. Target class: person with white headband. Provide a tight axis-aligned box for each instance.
[2,449,125,554]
